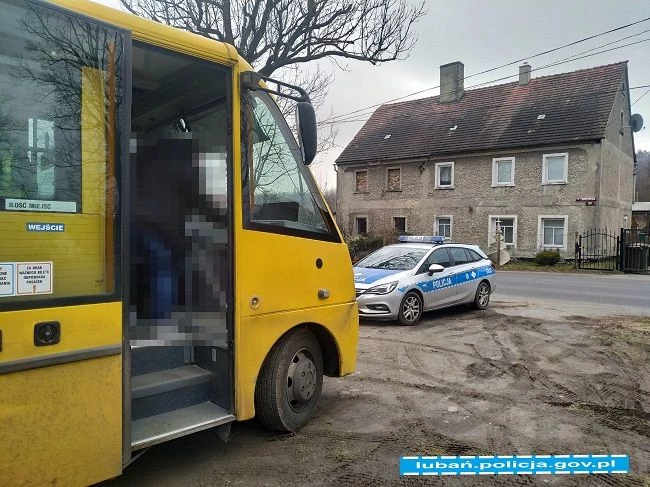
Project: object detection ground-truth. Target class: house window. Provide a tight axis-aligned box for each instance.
[355,170,368,192]
[542,153,568,184]
[393,216,406,233]
[492,157,515,186]
[489,216,517,246]
[386,167,401,191]
[435,162,454,188]
[355,217,367,235]
[539,216,568,249]
[435,216,452,239]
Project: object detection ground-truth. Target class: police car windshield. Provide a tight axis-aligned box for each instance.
[355,246,428,270]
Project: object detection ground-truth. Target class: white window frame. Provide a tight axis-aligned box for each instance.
[542,153,568,185]
[488,215,518,248]
[434,215,453,240]
[492,157,515,186]
[355,215,368,235]
[354,169,369,193]
[538,215,568,250]
[435,161,454,189]
[393,216,407,234]
[386,166,402,191]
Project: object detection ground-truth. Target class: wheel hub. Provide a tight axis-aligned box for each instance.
[287,350,316,410]
[403,296,420,321]
[478,285,489,306]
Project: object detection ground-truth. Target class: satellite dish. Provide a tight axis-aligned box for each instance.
[631,113,644,133]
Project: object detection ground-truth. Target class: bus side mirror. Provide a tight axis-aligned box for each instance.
[296,102,317,165]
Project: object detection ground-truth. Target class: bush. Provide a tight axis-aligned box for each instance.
[534,249,561,266]
[346,234,383,262]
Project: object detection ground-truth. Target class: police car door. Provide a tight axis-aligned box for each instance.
[417,248,456,310]
[447,247,477,303]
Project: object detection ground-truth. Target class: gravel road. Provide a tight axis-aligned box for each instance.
[105,297,650,487]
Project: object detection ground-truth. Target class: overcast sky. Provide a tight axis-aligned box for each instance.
[95,0,650,189]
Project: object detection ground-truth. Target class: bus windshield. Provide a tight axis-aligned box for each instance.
[241,90,339,241]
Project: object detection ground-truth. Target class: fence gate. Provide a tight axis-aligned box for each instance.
[621,228,650,273]
[575,228,620,271]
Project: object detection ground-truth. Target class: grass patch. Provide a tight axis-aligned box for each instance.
[497,260,578,272]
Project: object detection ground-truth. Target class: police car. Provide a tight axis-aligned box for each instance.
[353,236,496,325]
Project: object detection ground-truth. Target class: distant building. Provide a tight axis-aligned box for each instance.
[335,61,637,258]
[632,201,650,230]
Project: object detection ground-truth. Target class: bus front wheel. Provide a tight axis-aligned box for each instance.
[255,329,324,433]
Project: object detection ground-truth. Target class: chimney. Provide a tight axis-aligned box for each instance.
[439,61,464,103]
[519,62,531,85]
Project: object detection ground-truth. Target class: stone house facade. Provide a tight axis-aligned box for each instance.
[632,202,650,230]
[335,61,636,258]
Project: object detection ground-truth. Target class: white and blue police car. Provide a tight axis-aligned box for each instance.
[353,236,496,325]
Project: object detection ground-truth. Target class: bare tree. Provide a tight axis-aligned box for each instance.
[322,186,336,211]
[637,150,650,201]
[119,0,425,73]
[271,63,337,152]
[119,0,425,145]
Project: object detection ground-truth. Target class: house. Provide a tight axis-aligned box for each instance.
[335,61,637,258]
[632,201,650,230]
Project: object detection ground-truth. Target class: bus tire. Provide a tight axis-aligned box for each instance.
[254,328,323,433]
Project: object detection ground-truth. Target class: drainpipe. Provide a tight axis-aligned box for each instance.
[597,142,604,230]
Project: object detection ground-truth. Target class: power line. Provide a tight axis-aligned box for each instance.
[324,16,650,123]
[324,35,650,126]
[321,36,650,126]
[456,37,650,93]
[632,89,650,106]
[555,28,650,62]
[535,38,650,73]
[319,84,650,127]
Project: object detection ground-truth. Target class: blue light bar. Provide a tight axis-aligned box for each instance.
[397,235,445,244]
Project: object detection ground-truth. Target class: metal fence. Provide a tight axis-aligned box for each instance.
[575,228,620,271]
[621,228,650,274]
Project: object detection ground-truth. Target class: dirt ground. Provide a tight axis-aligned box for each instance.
[107,297,650,487]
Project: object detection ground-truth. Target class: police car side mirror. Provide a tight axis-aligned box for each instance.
[428,264,444,275]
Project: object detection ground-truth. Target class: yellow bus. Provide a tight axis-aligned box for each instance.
[0,0,359,484]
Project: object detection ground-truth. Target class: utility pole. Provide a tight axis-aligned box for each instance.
[495,219,502,267]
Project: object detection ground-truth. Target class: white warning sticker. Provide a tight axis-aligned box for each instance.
[0,263,15,296]
[16,262,53,295]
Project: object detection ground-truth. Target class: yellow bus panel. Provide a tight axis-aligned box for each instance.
[0,303,122,486]
[0,355,122,486]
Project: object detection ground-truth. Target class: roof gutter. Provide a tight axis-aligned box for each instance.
[335,139,603,167]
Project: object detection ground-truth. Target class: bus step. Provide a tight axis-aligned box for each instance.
[131,365,212,420]
[132,365,211,399]
[131,401,234,450]
[130,346,185,376]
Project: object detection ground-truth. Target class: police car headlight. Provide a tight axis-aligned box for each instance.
[365,281,398,295]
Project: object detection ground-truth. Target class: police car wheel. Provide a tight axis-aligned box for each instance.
[473,281,491,310]
[254,329,323,433]
[398,291,423,326]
